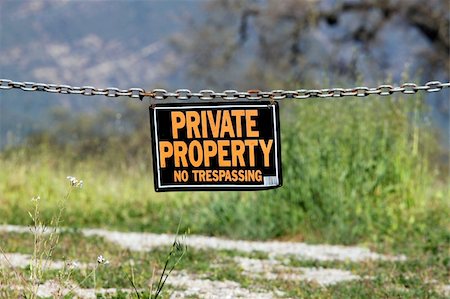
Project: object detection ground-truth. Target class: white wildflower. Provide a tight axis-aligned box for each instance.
[66,176,83,188]
[31,196,40,202]
[97,255,109,265]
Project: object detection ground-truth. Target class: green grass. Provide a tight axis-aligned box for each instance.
[0,93,448,297]
[0,59,447,296]
[1,94,447,248]
[1,230,448,298]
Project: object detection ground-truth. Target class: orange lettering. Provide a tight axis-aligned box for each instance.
[231,110,245,137]
[201,111,208,138]
[259,139,273,167]
[245,140,258,167]
[171,111,185,139]
[173,141,188,167]
[220,110,235,138]
[246,110,259,137]
[231,140,246,167]
[188,140,203,167]
[217,140,231,167]
[203,140,217,167]
[208,110,221,138]
[186,111,201,138]
[159,141,173,168]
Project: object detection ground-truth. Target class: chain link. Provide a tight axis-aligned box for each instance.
[0,79,449,101]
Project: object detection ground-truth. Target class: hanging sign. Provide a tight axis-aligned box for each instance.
[150,102,282,192]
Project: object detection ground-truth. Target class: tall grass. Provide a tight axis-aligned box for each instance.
[270,94,442,244]
[179,94,447,247]
[0,93,447,250]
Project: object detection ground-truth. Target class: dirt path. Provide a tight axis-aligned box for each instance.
[0,224,412,298]
[1,224,405,262]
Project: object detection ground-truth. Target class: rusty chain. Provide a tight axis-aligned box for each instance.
[0,79,449,101]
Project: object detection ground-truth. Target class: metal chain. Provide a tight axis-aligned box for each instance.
[0,79,449,101]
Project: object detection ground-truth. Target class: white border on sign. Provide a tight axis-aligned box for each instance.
[153,104,280,189]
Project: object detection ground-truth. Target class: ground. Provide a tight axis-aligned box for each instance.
[0,225,448,299]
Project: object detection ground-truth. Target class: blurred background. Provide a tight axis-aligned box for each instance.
[0,0,449,250]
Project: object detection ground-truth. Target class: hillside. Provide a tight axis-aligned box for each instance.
[0,0,197,146]
[0,0,449,148]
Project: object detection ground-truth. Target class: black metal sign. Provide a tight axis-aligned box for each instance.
[150,102,282,191]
